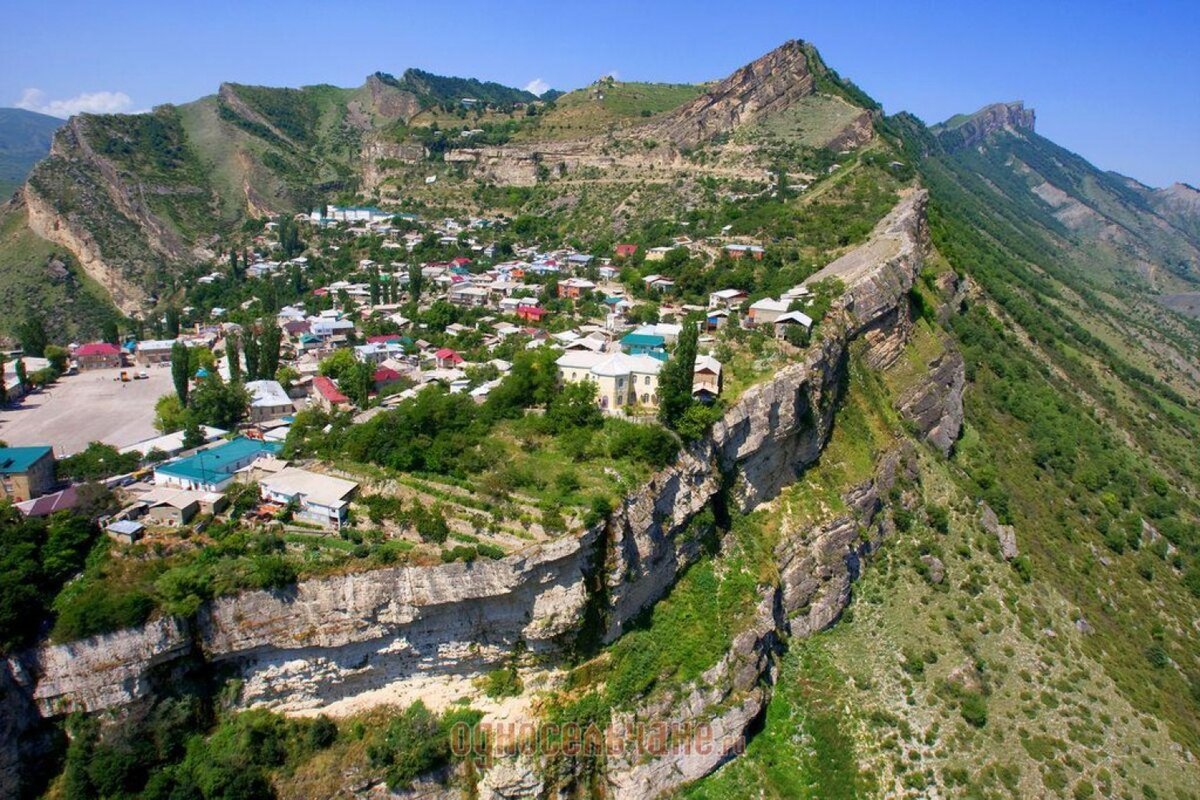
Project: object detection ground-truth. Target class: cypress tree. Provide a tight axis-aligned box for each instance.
[260,325,282,380]
[243,331,261,381]
[227,334,242,384]
[170,341,190,406]
[658,317,698,428]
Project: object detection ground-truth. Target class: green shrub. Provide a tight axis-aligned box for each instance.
[959,692,988,727]
[482,666,523,699]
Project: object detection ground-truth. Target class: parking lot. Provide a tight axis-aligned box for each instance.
[0,365,175,456]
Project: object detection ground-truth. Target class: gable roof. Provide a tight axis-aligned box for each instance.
[620,332,666,348]
[75,342,121,357]
[313,376,349,403]
[155,438,281,484]
[749,298,789,313]
[694,354,723,375]
[16,485,78,517]
[776,310,814,327]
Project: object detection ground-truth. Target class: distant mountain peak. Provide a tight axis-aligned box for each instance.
[933,101,1035,152]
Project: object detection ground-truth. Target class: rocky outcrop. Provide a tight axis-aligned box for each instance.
[22,186,148,315]
[29,531,601,717]
[365,74,423,123]
[21,112,211,315]
[980,503,1019,560]
[0,656,58,799]
[934,101,1035,153]
[603,191,930,634]
[895,346,965,455]
[645,40,817,148]
[360,136,427,193]
[601,442,918,800]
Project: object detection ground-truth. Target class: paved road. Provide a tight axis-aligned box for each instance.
[0,366,175,457]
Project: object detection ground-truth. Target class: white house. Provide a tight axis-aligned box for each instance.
[747,298,790,326]
[245,380,294,423]
[260,467,359,529]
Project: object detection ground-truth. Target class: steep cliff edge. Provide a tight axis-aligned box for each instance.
[4,189,962,799]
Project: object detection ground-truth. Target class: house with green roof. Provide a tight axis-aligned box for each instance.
[153,438,282,492]
[0,445,56,501]
[620,332,666,357]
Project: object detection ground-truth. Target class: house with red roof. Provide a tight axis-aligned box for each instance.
[516,305,547,323]
[434,348,464,369]
[312,376,351,411]
[614,243,638,260]
[367,334,403,345]
[374,367,404,391]
[74,342,122,370]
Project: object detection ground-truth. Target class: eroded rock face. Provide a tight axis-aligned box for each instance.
[896,346,966,456]
[935,101,1036,152]
[0,657,57,799]
[6,190,962,800]
[981,503,1019,560]
[645,40,817,148]
[29,531,601,717]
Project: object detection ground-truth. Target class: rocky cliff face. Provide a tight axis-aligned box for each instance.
[934,101,1035,152]
[644,40,817,148]
[23,113,211,315]
[3,190,961,799]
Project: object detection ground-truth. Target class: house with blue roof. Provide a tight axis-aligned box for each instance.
[153,438,282,492]
[620,332,667,358]
[0,445,56,501]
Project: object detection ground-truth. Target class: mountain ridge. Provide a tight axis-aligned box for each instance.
[0,107,63,199]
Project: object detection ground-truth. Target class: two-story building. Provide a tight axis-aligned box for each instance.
[259,467,358,529]
[245,380,295,423]
[556,351,663,411]
[0,446,55,501]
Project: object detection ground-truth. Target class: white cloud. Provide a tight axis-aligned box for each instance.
[523,78,550,97]
[15,88,137,118]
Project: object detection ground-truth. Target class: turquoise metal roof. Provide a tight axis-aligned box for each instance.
[620,333,666,348]
[155,438,280,484]
[0,446,52,474]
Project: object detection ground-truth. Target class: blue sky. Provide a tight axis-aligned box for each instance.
[2,0,1196,187]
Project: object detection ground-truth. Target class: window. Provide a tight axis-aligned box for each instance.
[641,393,649,403]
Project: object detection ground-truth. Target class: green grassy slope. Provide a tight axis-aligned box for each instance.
[687,109,1200,798]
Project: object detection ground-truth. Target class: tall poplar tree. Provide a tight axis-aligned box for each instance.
[657,318,698,428]
[170,341,190,406]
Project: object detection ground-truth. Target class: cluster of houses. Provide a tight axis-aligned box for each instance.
[3,433,360,539]
[3,200,845,552]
